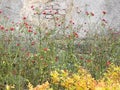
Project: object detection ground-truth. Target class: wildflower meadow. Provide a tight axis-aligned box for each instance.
[0,3,120,90]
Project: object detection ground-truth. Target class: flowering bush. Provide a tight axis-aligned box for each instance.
[50,65,120,90]
[50,67,95,90]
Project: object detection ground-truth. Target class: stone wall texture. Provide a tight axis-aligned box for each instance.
[0,0,120,37]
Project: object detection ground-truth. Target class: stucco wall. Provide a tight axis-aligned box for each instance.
[0,0,120,38]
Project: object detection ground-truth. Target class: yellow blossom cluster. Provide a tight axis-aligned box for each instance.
[28,81,51,90]
[50,67,95,90]
[50,65,120,90]
[97,64,120,90]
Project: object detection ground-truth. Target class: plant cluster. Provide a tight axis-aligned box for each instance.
[0,3,120,90]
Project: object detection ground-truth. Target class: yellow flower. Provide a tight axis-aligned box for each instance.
[28,82,33,90]
[72,74,80,81]
[61,77,74,88]
[95,86,106,90]
[61,70,68,77]
[34,82,49,90]
[6,84,15,90]
[50,71,60,83]
[50,71,59,77]
[66,77,74,84]
[6,85,10,90]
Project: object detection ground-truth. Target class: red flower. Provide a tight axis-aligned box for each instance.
[70,20,73,23]
[55,11,58,14]
[56,17,59,21]
[6,29,8,31]
[42,11,46,15]
[0,10,2,14]
[31,5,34,8]
[43,48,49,51]
[86,11,89,15]
[80,56,84,60]
[106,61,111,66]
[23,17,27,20]
[0,26,5,30]
[34,32,37,35]
[73,32,79,38]
[102,19,107,23]
[90,12,94,16]
[58,24,61,26]
[10,27,15,31]
[69,20,75,24]
[16,43,20,46]
[66,26,69,29]
[12,22,14,24]
[24,22,28,27]
[28,26,32,29]
[102,11,106,15]
[49,10,52,13]
[28,29,32,32]
[31,41,35,45]
[86,60,92,63]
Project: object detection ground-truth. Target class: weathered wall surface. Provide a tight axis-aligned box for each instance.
[0,0,23,21]
[105,0,120,30]
[0,0,120,37]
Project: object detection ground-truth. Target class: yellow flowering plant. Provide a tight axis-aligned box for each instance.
[50,65,120,90]
[28,81,51,90]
